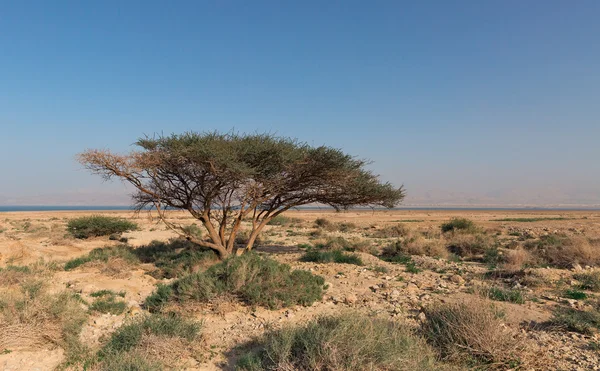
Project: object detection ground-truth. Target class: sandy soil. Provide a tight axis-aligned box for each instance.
[1,209,600,370]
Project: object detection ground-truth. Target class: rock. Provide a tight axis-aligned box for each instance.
[345,294,358,304]
[417,312,427,322]
[405,283,419,293]
[449,274,465,284]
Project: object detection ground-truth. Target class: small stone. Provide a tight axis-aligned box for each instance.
[345,294,358,304]
[450,274,465,284]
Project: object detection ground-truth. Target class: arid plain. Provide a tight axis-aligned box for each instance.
[1,209,600,370]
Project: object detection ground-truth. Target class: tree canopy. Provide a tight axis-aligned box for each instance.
[78,132,405,258]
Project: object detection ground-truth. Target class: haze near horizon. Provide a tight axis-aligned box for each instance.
[1,1,599,207]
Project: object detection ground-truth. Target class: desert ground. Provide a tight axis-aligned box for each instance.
[1,209,600,370]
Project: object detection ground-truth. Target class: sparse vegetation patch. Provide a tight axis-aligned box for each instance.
[145,253,325,311]
[235,313,450,371]
[67,215,138,239]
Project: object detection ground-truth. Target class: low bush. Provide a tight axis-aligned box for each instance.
[181,223,203,239]
[369,223,409,238]
[480,286,525,304]
[89,290,127,315]
[440,218,476,233]
[96,313,202,370]
[445,233,495,258]
[549,305,600,334]
[300,250,363,266]
[402,235,448,258]
[235,313,451,371]
[314,218,333,229]
[134,239,218,278]
[0,281,88,359]
[502,247,533,271]
[67,215,138,239]
[563,289,587,300]
[64,245,139,271]
[524,234,597,268]
[422,300,539,369]
[573,271,600,291]
[145,253,325,311]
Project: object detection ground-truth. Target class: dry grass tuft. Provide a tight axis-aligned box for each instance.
[525,234,599,268]
[0,281,87,352]
[236,312,456,371]
[422,299,547,369]
[502,247,533,271]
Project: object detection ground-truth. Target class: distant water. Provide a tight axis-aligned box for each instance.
[0,205,134,212]
[0,205,598,212]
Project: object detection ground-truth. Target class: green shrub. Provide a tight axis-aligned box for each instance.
[235,313,448,371]
[549,306,600,334]
[134,239,217,278]
[300,250,363,266]
[563,289,588,300]
[96,313,201,370]
[314,218,332,229]
[440,218,476,233]
[574,271,600,291]
[64,245,139,271]
[90,296,127,315]
[90,289,126,298]
[67,215,138,239]
[481,286,525,304]
[145,253,325,311]
[181,223,203,239]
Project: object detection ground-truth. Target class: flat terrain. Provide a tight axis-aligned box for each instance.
[1,209,600,370]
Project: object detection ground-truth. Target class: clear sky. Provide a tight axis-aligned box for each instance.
[1,1,599,206]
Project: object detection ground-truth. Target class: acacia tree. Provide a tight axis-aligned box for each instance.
[78,132,404,259]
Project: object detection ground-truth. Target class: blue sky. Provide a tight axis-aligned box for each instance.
[1,1,599,205]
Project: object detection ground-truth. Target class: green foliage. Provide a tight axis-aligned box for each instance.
[90,296,127,315]
[102,313,201,355]
[80,132,404,257]
[574,271,600,291]
[440,218,476,233]
[90,289,126,298]
[379,242,421,273]
[235,313,447,371]
[145,253,325,311]
[483,247,501,269]
[67,215,138,239]
[64,245,139,271]
[133,239,217,278]
[563,289,587,300]
[314,218,332,229]
[300,250,364,266]
[481,286,525,304]
[181,223,203,239]
[95,313,201,370]
[550,306,600,334]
